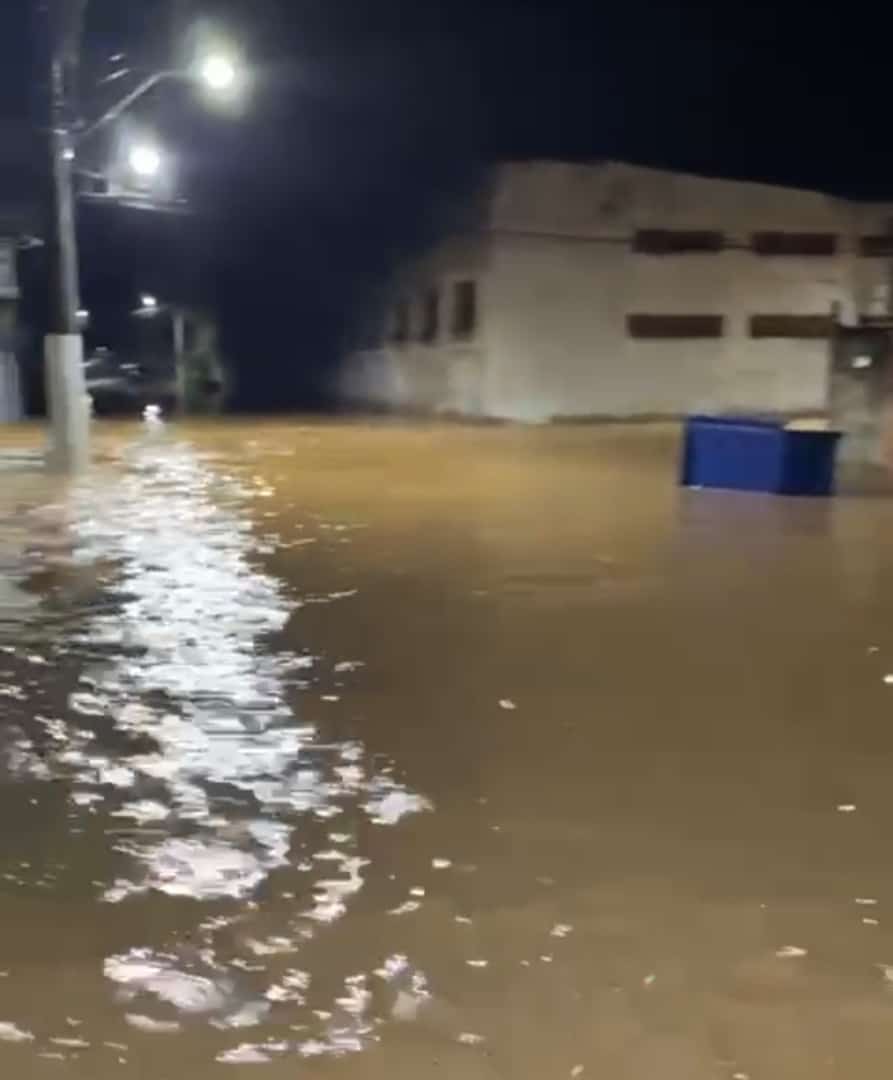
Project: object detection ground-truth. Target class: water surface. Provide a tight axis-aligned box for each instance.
[0,420,892,1077]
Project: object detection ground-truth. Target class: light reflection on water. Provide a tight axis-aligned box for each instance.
[0,437,433,1066]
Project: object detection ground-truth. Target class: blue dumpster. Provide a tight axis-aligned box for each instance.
[681,416,841,496]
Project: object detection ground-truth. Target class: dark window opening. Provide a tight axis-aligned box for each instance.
[752,232,837,256]
[420,288,439,343]
[749,314,834,339]
[452,280,477,340]
[391,299,410,344]
[627,314,723,339]
[633,229,724,254]
[860,235,893,257]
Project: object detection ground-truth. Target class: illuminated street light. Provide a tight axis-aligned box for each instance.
[140,294,159,311]
[199,53,238,92]
[128,144,162,178]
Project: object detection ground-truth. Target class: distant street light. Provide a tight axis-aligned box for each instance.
[128,144,162,179]
[132,294,187,413]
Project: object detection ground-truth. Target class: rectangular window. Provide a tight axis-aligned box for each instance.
[751,232,837,256]
[749,314,834,339]
[452,280,477,340]
[627,314,723,339]
[419,288,439,343]
[633,229,724,254]
[390,299,410,344]
[860,235,893,257]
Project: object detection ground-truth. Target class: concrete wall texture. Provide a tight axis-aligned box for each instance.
[341,161,893,421]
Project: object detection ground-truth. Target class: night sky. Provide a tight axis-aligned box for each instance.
[4,0,893,409]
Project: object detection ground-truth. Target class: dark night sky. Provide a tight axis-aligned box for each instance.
[4,0,893,409]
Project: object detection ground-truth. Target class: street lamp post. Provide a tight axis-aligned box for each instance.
[41,1,243,471]
[44,0,90,471]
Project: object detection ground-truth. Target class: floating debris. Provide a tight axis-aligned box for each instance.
[775,946,808,959]
[388,900,421,916]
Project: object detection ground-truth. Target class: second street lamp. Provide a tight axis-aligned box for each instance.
[128,144,163,179]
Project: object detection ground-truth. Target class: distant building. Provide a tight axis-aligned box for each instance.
[0,124,49,423]
[0,232,23,422]
[342,161,893,421]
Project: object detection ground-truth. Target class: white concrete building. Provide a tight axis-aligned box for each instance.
[342,161,893,421]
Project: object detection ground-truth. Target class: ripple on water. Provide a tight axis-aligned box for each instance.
[0,441,435,1062]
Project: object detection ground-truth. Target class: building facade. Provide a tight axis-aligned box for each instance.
[342,161,893,421]
[0,235,23,423]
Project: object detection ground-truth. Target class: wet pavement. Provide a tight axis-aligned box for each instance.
[2,419,893,1076]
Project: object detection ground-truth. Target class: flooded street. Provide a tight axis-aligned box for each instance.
[3,420,893,1076]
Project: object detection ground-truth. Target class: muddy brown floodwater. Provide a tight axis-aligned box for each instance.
[4,420,893,1077]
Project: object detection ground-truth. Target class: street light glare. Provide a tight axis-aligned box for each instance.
[141,294,159,310]
[200,54,237,91]
[129,144,162,178]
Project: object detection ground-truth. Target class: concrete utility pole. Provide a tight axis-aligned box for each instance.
[44,0,90,471]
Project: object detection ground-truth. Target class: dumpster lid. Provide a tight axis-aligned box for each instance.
[687,414,781,430]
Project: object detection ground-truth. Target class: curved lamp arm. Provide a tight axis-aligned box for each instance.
[78,70,182,143]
